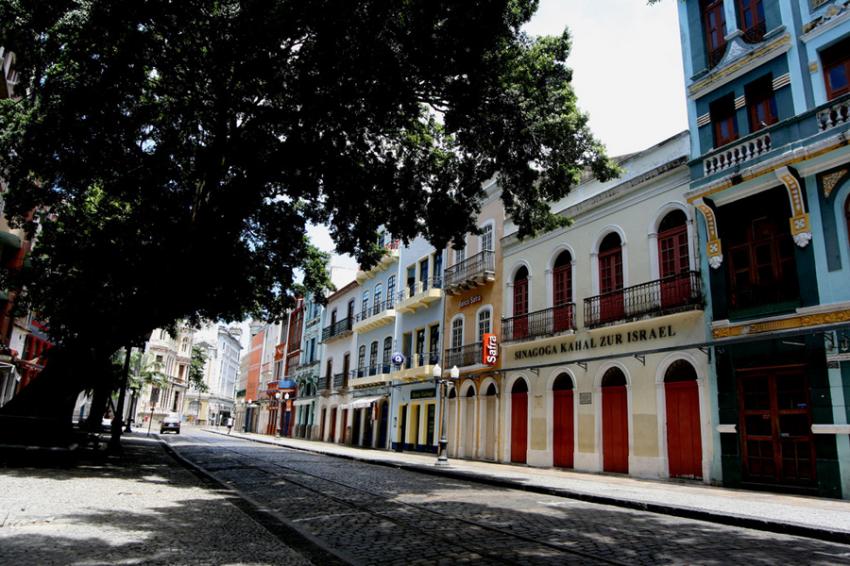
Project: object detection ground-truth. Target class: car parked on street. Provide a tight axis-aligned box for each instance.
[160,413,181,434]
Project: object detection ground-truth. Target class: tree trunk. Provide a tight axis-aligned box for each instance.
[0,346,102,446]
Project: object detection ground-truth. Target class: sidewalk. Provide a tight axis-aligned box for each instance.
[210,428,850,544]
[0,433,322,565]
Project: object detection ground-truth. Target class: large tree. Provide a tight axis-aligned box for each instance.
[0,1,616,434]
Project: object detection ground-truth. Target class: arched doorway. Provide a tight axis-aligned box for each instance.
[664,360,702,479]
[552,373,574,468]
[658,210,691,309]
[513,266,529,339]
[462,385,476,458]
[447,387,458,458]
[553,252,573,332]
[598,233,624,324]
[482,383,498,461]
[511,379,529,463]
[602,368,628,473]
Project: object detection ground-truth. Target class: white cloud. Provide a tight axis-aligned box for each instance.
[525,0,687,156]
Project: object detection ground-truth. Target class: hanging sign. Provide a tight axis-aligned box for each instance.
[391,352,405,367]
[482,333,498,366]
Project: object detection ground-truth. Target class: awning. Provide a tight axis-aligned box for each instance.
[0,231,21,250]
[347,395,385,410]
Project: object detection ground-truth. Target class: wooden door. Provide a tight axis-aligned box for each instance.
[553,263,573,332]
[319,408,326,441]
[553,390,574,468]
[513,278,529,339]
[738,367,815,485]
[659,225,691,309]
[399,405,407,451]
[599,246,624,323]
[329,407,337,442]
[602,385,628,473]
[340,409,348,444]
[511,391,528,463]
[665,380,702,478]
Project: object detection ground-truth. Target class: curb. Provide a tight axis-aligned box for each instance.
[157,435,352,566]
[208,429,850,546]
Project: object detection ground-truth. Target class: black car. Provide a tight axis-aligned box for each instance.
[160,413,181,434]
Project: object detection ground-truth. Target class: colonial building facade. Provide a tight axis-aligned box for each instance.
[677,0,850,497]
[500,132,712,480]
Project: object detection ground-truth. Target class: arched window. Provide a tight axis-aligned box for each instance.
[513,266,529,338]
[465,386,476,398]
[658,210,689,279]
[485,383,497,396]
[369,341,379,375]
[448,387,457,399]
[382,337,393,372]
[553,251,573,332]
[598,233,624,324]
[387,275,396,304]
[361,291,369,317]
[602,367,627,387]
[512,379,528,394]
[553,372,574,391]
[664,359,698,383]
[358,345,366,376]
[477,307,491,342]
[480,222,494,252]
[451,316,464,349]
[374,283,383,312]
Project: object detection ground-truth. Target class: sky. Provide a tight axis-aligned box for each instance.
[311,0,688,280]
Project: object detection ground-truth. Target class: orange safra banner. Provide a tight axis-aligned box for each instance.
[482,333,498,366]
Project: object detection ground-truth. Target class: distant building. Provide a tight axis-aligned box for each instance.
[135,325,194,428]
[183,324,242,425]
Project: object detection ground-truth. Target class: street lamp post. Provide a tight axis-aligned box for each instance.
[435,364,460,466]
[283,392,291,437]
[274,392,282,436]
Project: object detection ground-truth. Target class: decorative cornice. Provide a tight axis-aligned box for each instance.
[821,168,850,198]
[712,308,850,339]
[802,1,850,42]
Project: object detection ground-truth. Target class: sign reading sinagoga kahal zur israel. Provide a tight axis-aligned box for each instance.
[510,324,677,361]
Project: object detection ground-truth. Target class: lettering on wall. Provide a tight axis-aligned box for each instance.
[512,325,677,361]
[459,295,482,309]
[483,333,498,366]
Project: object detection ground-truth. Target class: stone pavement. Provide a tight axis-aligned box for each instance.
[209,427,850,543]
[0,433,322,566]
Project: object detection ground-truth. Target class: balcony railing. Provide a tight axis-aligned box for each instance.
[355,297,396,323]
[444,250,495,292]
[584,271,702,328]
[398,277,443,301]
[444,343,483,368]
[502,304,576,342]
[402,351,440,370]
[355,363,393,378]
[704,132,771,176]
[321,317,353,341]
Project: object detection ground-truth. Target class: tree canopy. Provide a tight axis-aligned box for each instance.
[0,1,616,417]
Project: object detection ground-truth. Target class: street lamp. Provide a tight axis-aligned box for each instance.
[274,392,282,436]
[435,364,460,466]
[283,392,291,437]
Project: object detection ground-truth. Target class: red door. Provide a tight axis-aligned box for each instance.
[553,390,574,468]
[513,277,529,339]
[665,380,703,478]
[659,225,691,309]
[599,246,624,324]
[553,263,573,332]
[511,391,528,463]
[602,385,628,473]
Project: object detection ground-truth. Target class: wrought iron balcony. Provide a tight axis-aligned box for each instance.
[444,250,496,294]
[355,239,401,283]
[402,351,440,370]
[584,271,703,328]
[352,297,397,332]
[321,317,353,342]
[396,277,444,312]
[502,304,576,342]
[444,343,483,368]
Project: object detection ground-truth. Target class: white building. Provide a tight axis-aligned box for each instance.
[184,324,243,425]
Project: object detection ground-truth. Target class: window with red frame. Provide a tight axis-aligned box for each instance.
[745,75,778,132]
[552,251,573,332]
[738,0,766,42]
[702,0,727,67]
[710,94,738,147]
[822,37,850,100]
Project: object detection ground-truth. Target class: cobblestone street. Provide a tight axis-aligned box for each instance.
[166,429,850,565]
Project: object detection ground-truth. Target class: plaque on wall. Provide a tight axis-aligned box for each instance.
[579,392,592,405]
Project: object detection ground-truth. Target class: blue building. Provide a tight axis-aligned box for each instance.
[678,0,850,496]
